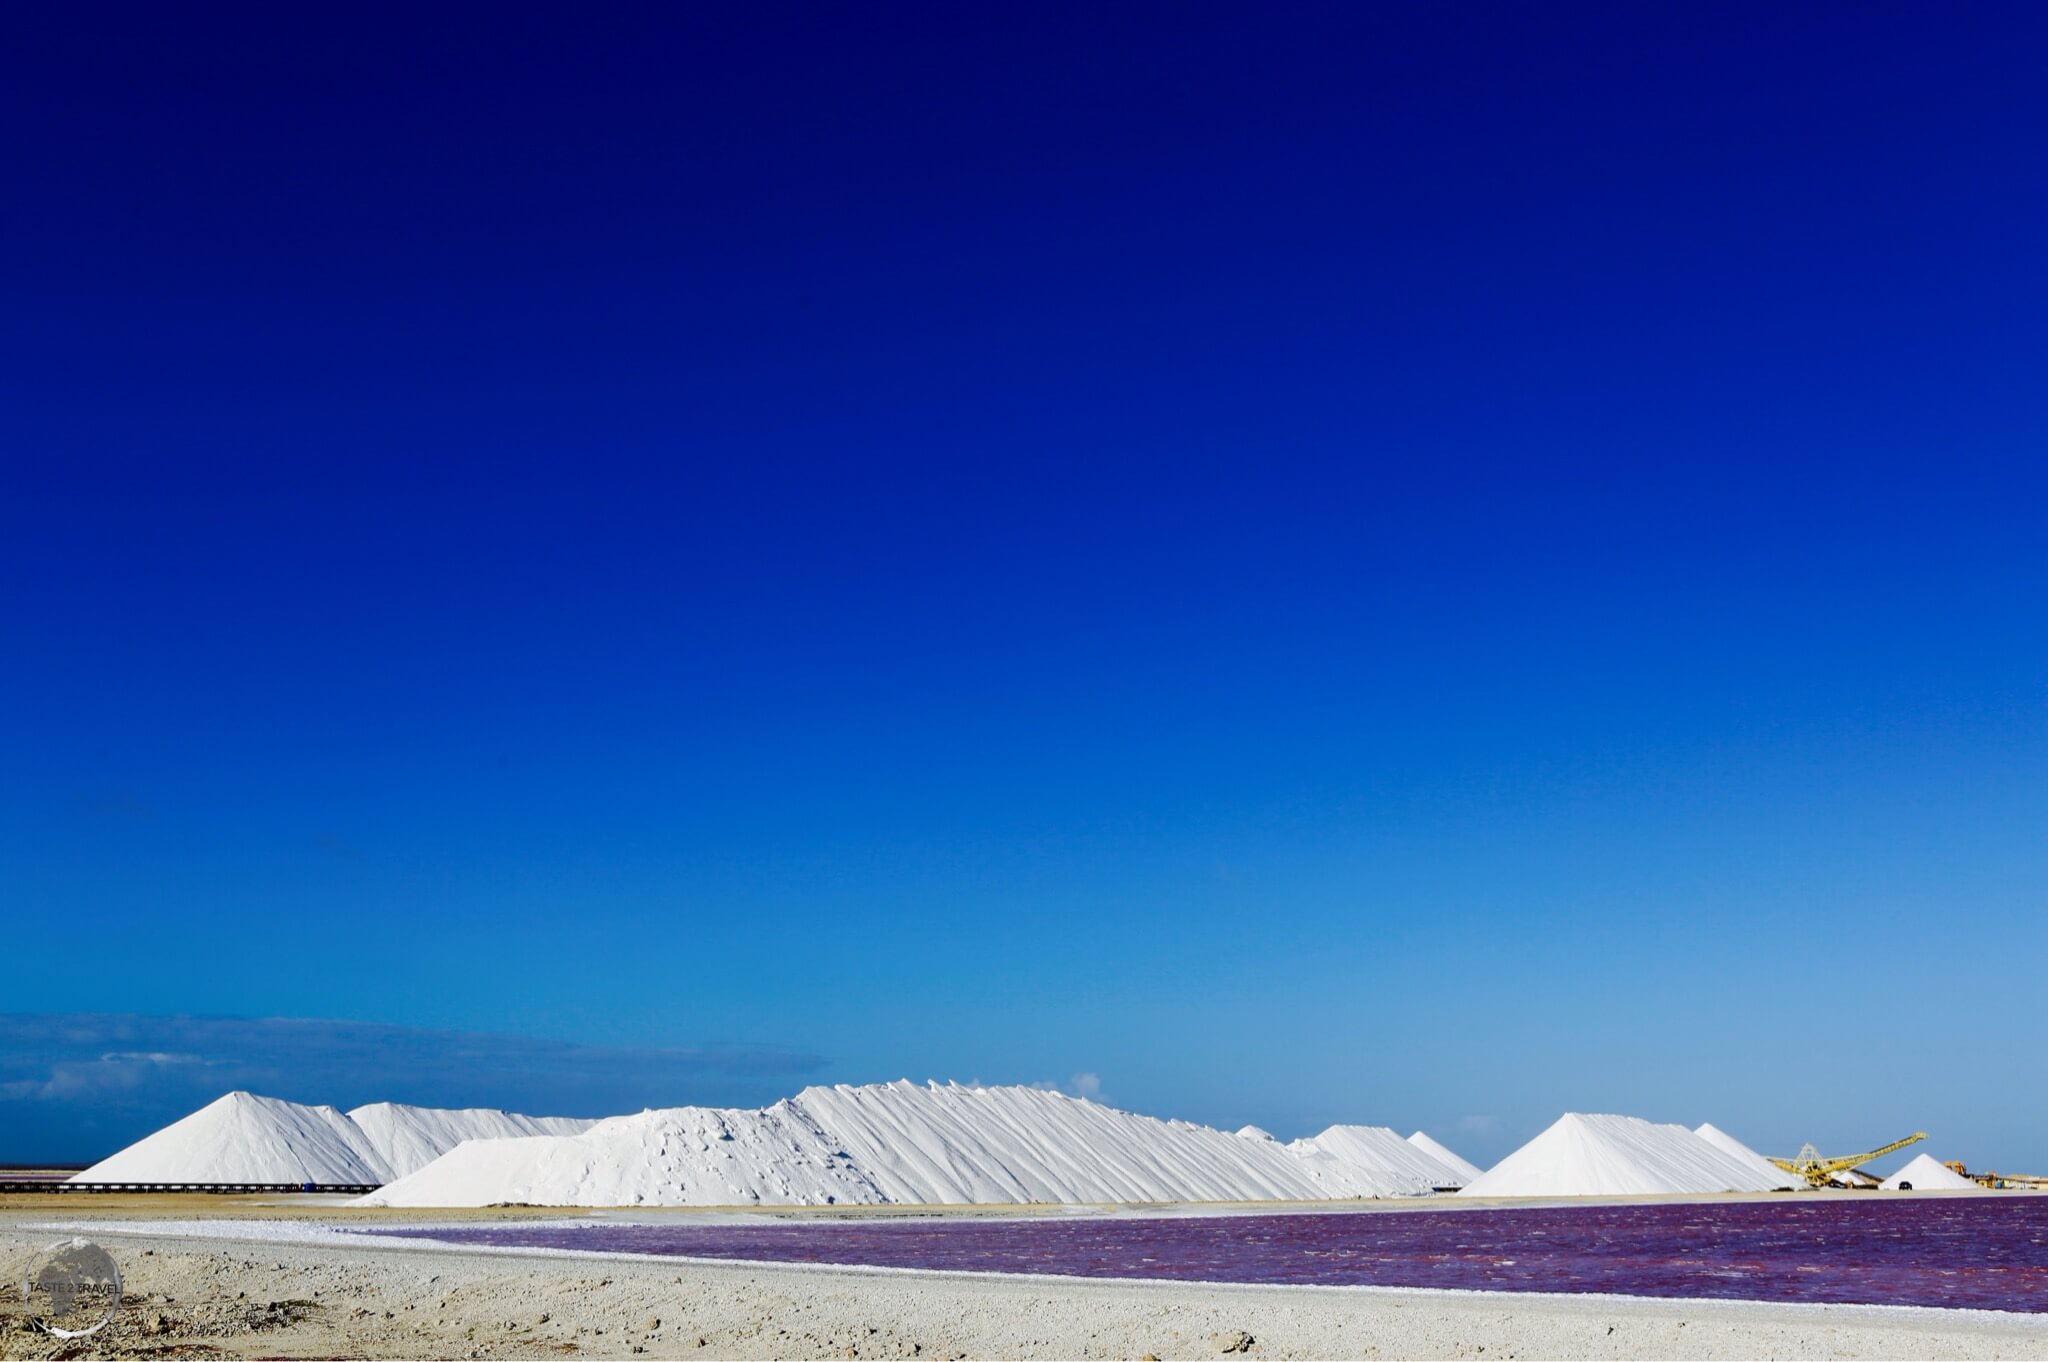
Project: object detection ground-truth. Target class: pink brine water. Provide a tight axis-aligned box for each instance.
[375,1197,2048,1313]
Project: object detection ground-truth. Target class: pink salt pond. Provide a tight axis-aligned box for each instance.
[373,1195,2048,1314]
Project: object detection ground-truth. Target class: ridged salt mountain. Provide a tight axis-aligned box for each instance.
[363,1080,1472,1207]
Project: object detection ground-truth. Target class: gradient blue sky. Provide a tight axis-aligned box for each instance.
[5,3,2045,1169]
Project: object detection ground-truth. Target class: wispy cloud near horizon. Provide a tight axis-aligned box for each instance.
[0,1012,829,1163]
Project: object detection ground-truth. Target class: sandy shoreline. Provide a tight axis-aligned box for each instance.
[4,1200,2045,1360]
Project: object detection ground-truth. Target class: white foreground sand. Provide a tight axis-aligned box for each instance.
[3,1203,2044,1360]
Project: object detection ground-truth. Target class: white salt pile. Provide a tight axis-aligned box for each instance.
[73,1093,594,1185]
[1406,1130,1483,1182]
[1458,1113,1789,1197]
[809,1082,1394,1203]
[367,1098,889,1207]
[365,1081,1462,1208]
[85,1086,1811,1208]
[1880,1153,1979,1191]
[1693,1122,1796,1189]
[346,1103,596,1179]
[73,1092,391,1185]
[1291,1125,1468,1190]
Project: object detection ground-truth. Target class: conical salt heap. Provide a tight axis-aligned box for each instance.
[1880,1153,1978,1191]
[1459,1113,1789,1197]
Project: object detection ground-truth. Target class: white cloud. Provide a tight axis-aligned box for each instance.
[1029,1072,1107,1102]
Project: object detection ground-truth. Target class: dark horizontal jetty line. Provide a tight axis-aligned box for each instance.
[0,1180,380,1194]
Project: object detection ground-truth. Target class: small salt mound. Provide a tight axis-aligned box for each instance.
[73,1092,390,1185]
[363,1081,1439,1208]
[1291,1125,1464,1191]
[1880,1153,1978,1191]
[1693,1122,1796,1189]
[1407,1130,1483,1182]
[1459,1113,1788,1197]
[347,1103,596,1179]
[1236,1125,1277,1141]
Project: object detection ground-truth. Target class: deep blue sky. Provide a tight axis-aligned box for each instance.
[5,3,2044,1169]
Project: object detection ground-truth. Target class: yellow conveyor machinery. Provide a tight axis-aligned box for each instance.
[1769,1132,1927,1187]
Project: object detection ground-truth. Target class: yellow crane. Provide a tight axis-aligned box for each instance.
[1770,1133,1926,1187]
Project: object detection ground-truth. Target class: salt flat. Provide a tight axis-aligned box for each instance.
[6,1198,2043,1360]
